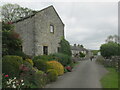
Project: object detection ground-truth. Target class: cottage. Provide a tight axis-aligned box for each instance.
[14,5,64,56]
[71,44,88,58]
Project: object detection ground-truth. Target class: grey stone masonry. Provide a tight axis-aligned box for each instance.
[14,5,64,56]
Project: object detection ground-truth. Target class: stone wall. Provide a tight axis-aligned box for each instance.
[14,16,35,56]
[34,6,64,56]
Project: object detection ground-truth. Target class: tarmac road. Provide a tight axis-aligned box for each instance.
[45,59,108,88]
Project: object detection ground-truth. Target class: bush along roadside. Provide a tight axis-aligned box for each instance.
[96,56,119,88]
[2,53,79,88]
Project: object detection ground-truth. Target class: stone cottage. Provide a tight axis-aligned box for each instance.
[71,44,88,57]
[14,5,64,56]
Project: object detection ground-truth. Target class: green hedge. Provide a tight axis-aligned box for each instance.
[2,55,23,77]
[51,53,72,66]
[33,59,49,72]
[33,53,72,66]
[33,55,54,61]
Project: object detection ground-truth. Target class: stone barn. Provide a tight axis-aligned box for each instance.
[14,5,64,56]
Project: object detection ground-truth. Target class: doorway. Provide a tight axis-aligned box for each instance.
[43,46,48,55]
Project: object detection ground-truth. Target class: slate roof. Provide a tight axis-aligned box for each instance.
[71,46,88,52]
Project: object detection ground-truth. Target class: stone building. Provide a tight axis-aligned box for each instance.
[14,5,64,56]
[71,44,88,57]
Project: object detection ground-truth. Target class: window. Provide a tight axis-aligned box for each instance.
[43,46,48,55]
[50,25,54,33]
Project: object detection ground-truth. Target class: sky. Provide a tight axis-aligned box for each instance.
[0,0,118,50]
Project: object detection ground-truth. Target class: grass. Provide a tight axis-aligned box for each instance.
[100,67,118,88]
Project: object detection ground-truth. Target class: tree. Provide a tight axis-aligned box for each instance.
[105,35,120,43]
[80,45,84,48]
[100,42,120,58]
[2,22,22,56]
[79,52,85,57]
[59,37,72,56]
[2,3,36,22]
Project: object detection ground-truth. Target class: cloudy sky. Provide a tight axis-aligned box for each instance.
[0,0,118,50]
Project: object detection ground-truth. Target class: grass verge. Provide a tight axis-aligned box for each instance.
[100,67,118,88]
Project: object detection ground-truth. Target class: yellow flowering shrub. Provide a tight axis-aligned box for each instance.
[47,61,64,75]
[25,59,34,66]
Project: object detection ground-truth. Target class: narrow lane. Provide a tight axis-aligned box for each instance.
[45,59,108,88]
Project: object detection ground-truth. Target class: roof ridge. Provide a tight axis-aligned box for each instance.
[13,5,58,23]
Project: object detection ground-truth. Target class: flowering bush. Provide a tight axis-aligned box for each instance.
[2,74,24,88]
[19,62,47,88]
[25,59,34,66]
[47,61,64,75]
[65,66,72,72]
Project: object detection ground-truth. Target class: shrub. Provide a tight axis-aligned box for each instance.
[14,51,29,60]
[33,59,49,72]
[33,55,54,61]
[2,30,22,56]
[2,55,23,77]
[59,37,72,56]
[33,70,47,88]
[65,66,72,72]
[47,69,58,82]
[51,53,72,66]
[20,66,47,88]
[79,52,85,57]
[25,59,34,66]
[47,61,64,75]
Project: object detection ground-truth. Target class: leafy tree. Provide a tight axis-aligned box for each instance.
[2,3,36,22]
[59,37,72,56]
[100,42,120,58]
[2,23,22,56]
[80,45,84,48]
[92,50,99,55]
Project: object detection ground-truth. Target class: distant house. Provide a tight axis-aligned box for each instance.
[97,51,101,56]
[14,6,64,56]
[71,44,88,57]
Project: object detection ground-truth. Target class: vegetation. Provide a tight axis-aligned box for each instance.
[79,52,85,57]
[51,53,72,66]
[33,53,72,66]
[47,61,64,76]
[59,37,72,56]
[33,59,49,72]
[33,55,54,61]
[100,68,118,88]
[100,42,120,58]
[92,50,99,55]
[25,59,34,66]
[2,30,22,56]
[2,55,23,77]
[47,69,58,82]
[2,3,37,22]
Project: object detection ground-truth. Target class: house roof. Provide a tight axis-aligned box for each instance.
[13,5,64,25]
[71,46,88,52]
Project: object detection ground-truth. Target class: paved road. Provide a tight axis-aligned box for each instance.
[45,59,108,88]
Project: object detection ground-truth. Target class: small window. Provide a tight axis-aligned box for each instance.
[50,25,54,33]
